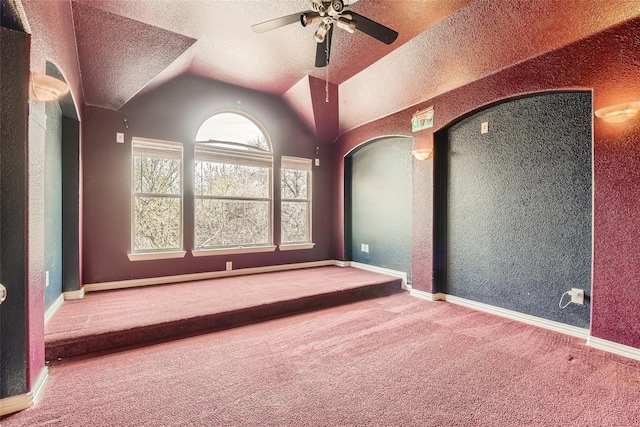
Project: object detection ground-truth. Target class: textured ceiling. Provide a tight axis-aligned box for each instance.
[339,0,640,134]
[72,1,197,109]
[70,0,472,110]
[27,0,640,139]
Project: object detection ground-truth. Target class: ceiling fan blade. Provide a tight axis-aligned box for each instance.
[348,12,398,45]
[315,24,333,67]
[252,11,310,34]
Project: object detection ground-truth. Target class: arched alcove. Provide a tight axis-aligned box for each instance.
[434,91,592,328]
[345,136,413,283]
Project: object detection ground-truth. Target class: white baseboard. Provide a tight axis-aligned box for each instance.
[83,260,346,293]
[408,292,640,361]
[81,260,408,294]
[349,262,408,289]
[0,367,48,417]
[44,294,64,325]
[587,336,640,361]
[443,294,590,340]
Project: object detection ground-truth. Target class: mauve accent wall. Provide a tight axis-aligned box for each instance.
[440,92,592,328]
[335,18,640,349]
[82,74,333,284]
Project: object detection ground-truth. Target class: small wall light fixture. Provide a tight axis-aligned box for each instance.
[29,72,69,102]
[594,101,640,123]
[412,148,433,161]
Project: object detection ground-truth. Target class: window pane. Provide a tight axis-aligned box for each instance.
[281,169,308,200]
[195,199,270,248]
[134,156,181,195]
[195,161,270,198]
[195,113,269,151]
[134,196,181,250]
[281,201,309,244]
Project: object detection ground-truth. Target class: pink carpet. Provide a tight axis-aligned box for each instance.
[45,266,402,359]
[5,292,640,426]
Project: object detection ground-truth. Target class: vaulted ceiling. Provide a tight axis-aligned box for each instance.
[69,0,472,110]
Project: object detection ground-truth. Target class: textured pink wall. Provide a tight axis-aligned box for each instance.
[592,119,640,348]
[22,0,83,118]
[335,18,640,348]
[20,0,84,390]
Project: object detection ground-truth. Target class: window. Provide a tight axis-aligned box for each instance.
[131,138,183,254]
[193,112,274,252]
[281,156,313,247]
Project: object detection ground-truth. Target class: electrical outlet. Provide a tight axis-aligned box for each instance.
[481,122,489,134]
[226,261,232,271]
[570,288,584,305]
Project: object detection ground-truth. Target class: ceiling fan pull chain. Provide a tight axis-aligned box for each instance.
[325,60,329,103]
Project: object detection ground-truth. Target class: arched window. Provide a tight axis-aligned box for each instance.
[193,112,274,251]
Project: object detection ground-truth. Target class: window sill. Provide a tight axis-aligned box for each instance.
[192,245,277,257]
[128,251,187,261]
[279,243,316,251]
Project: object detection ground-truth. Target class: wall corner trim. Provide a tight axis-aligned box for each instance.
[408,287,445,301]
[587,336,640,361]
[0,367,48,417]
[349,262,408,289]
[44,294,65,324]
[63,287,85,300]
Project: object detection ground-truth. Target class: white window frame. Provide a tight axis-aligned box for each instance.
[279,156,314,251]
[128,137,186,261]
[192,112,276,256]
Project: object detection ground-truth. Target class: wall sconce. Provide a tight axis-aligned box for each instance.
[412,148,432,161]
[594,101,640,123]
[29,72,69,102]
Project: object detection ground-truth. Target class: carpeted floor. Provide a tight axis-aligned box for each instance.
[5,292,640,426]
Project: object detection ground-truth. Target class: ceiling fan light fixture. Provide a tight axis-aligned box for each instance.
[301,12,322,27]
[314,21,331,43]
[336,16,356,33]
[329,0,345,14]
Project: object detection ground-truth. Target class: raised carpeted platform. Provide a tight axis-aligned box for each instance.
[45,266,402,360]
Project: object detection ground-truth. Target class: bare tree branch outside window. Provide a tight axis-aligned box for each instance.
[194,113,273,249]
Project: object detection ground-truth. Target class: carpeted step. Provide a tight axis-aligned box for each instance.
[45,267,403,360]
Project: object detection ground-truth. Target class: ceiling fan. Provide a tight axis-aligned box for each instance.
[252,0,399,67]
